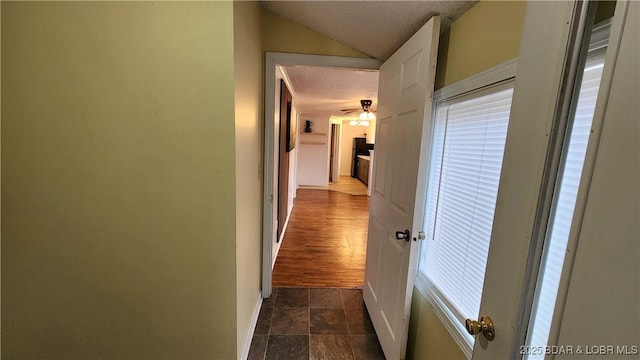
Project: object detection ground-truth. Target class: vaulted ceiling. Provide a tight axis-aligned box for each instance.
[264,0,477,117]
[261,0,477,61]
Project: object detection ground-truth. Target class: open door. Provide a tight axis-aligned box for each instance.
[363,16,440,359]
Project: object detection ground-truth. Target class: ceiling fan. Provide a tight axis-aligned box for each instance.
[342,99,376,126]
[341,99,376,115]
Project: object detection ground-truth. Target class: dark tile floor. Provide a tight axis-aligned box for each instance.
[248,287,386,360]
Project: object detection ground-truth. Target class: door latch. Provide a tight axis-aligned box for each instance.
[395,229,411,242]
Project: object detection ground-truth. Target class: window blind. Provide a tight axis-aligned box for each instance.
[525,52,606,359]
[419,85,513,330]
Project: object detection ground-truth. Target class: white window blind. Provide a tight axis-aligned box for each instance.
[525,52,606,359]
[419,84,513,346]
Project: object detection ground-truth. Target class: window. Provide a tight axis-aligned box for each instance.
[415,21,609,358]
[417,78,514,355]
[524,47,607,360]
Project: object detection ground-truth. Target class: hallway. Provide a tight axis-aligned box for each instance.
[272,188,370,288]
[252,186,382,359]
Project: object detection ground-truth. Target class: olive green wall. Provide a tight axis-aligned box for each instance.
[435,1,526,89]
[234,1,264,356]
[261,8,370,58]
[408,288,467,360]
[408,2,527,359]
[595,1,616,23]
[1,2,237,358]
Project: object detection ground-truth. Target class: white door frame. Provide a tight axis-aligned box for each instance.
[262,52,381,297]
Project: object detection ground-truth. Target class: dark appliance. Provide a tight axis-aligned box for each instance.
[352,137,374,177]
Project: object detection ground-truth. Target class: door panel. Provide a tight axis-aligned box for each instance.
[365,215,385,301]
[380,236,408,337]
[391,111,418,212]
[363,16,440,359]
[373,118,391,197]
[400,52,421,91]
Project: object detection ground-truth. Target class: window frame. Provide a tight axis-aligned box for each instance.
[414,19,611,359]
[524,19,610,357]
[414,59,518,359]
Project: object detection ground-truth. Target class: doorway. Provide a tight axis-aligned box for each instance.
[329,123,339,182]
[262,53,381,297]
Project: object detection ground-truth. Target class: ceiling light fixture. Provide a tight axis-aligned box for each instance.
[359,111,375,121]
[350,117,371,127]
[349,109,374,126]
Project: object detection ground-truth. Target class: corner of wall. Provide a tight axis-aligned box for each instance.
[233,1,264,358]
[435,0,526,89]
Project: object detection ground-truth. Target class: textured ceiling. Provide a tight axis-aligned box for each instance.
[262,0,477,60]
[271,1,477,118]
[283,65,379,117]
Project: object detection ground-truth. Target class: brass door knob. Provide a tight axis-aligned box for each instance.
[465,315,495,341]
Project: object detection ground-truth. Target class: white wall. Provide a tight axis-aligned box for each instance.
[367,118,377,144]
[296,114,331,186]
[339,121,367,176]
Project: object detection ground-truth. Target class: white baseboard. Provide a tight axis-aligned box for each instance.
[297,184,329,190]
[273,205,293,268]
[239,292,263,360]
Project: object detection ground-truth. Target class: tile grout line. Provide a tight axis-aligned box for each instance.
[262,287,379,360]
[308,288,311,360]
[264,287,275,360]
[341,289,358,360]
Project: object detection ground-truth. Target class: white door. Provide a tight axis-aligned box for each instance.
[363,16,440,359]
[472,1,635,358]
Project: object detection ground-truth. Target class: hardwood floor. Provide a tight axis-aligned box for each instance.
[328,175,368,195]
[272,189,369,288]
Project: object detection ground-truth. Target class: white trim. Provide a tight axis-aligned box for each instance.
[273,208,292,268]
[416,60,517,360]
[267,52,382,69]
[433,58,517,102]
[297,185,329,190]
[545,1,626,353]
[277,65,297,99]
[238,292,263,360]
[262,52,381,299]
